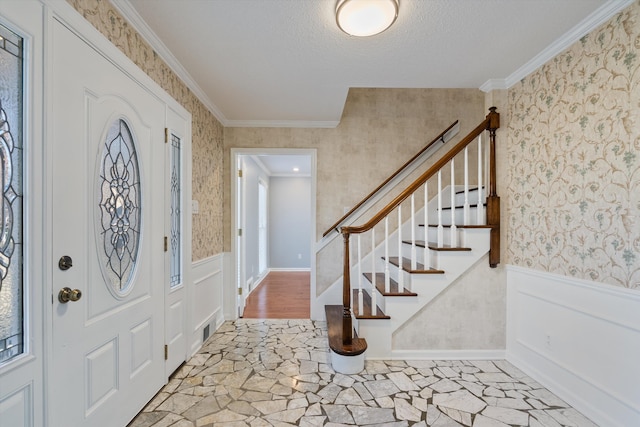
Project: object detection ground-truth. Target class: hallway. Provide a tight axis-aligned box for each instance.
[130,319,597,427]
[242,271,310,319]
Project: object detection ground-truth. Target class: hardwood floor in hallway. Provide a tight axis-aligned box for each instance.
[241,271,310,318]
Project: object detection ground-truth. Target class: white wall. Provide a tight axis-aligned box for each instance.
[506,266,640,427]
[241,156,269,283]
[190,254,225,356]
[269,176,311,269]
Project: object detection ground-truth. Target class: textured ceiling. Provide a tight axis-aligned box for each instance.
[116,0,628,127]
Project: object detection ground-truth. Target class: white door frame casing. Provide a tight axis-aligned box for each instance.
[229,148,317,320]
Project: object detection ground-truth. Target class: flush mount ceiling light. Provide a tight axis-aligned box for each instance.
[336,0,399,37]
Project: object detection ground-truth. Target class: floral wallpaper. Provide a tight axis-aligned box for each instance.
[66,0,224,261]
[507,1,640,289]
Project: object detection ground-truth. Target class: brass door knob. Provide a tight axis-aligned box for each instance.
[58,287,82,303]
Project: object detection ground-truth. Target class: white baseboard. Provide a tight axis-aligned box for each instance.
[387,349,506,361]
[268,267,311,272]
[506,265,640,427]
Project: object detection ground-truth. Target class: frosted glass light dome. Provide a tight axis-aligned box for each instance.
[336,0,399,37]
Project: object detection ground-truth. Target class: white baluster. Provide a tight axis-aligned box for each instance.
[371,227,377,316]
[411,194,416,270]
[423,183,429,270]
[397,205,404,289]
[357,234,363,316]
[450,159,457,247]
[437,170,443,247]
[384,216,390,294]
[477,134,484,225]
[464,146,470,225]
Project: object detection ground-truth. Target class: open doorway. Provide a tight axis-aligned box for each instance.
[231,149,316,319]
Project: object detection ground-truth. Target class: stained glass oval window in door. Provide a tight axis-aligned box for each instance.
[97,118,142,296]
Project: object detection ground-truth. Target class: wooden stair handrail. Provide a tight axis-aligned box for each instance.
[322,120,459,237]
[342,108,499,236]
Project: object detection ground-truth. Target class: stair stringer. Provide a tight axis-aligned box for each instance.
[357,228,491,359]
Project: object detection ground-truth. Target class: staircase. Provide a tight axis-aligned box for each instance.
[325,108,500,373]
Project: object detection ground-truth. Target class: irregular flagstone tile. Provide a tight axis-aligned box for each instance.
[439,407,472,426]
[529,410,563,427]
[196,408,247,425]
[395,392,411,399]
[306,392,322,404]
[251,399,288,415]
[505,390,525,399]
[367,422,410,427]
[526,398,548,409]
[265,407,306,423]
[431,378,463,393]
[387,372,420,391]
[296,373,321,384]
[460,373,479,383]
[322,404,355,424]
[127,411,170,427]
[433,390,487,414]
[318,383,343,402]
[287,397,308,410]
[270,383,294,396]
[418,387,433,400]
[364,379,401,397]
[394,397,422,422]
[182,395,222,421]
[470,361,501,373]
[294,381,319,394]
[375,396,395,408]
[528,389,568,407]
[427,404,463,427]
[349,405,396,425]
[412,396,429,412]
[243,375,278,392]
[483,387,505,397]
[474,373,518,383]
[472,414,511,427]
[143,391,171,412]
[193,385,217,397]
[482,397,532,410]
[435,367,460,378]
[332,373,355,388]
[305,402,322,416]
[335,388,366,406]
[221,368,253,388]
[217,394,233,409]
[546,408,598,427]
[300,360,318,374]
[353,383,373,401]
[239,391,272,402]
[299,415,327,427]
[482,405,530,425]
[168,419,195,427]
[153,413,188,427]
[156,393,203,414]
[365,360,392,374]
[227,401,261,417]
[457,380,485,397]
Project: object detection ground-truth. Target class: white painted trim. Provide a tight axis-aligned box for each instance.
[192,252,224,268]
[480,0,633,91]
[387,349,506,361]
[506,265,640,427]
[268,268,311,272]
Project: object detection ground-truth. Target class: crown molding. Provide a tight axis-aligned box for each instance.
[481,0,634,92]
[110,0,229,126]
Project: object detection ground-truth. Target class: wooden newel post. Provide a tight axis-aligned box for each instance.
[341,230,353,346]
[486,107,500,267]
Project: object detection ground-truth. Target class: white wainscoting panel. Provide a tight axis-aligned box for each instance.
[506,265,640,427]
[190,254,225,356]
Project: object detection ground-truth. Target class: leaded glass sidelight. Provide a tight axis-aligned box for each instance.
[0,23,24,365]
[97,119,141,296]
[169,133,181,287]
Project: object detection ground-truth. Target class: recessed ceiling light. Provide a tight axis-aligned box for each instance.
[293,167,300,172]
[336,0,399,37]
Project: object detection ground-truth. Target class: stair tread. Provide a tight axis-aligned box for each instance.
[352,289,390,319]
[325,305,367,356]
[384,256,444,274]
[402,240,471,251]
[438,202,487,210]
[363,272,418,296]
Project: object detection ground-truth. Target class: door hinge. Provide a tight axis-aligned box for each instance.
[238,229,242,237]
[238,287,243,295]
[164,344,168,360]
[164,236,168,252]
[238,169,243,178]
[164,128,169,144]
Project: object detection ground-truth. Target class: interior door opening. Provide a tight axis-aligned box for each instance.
[231,149,316,319]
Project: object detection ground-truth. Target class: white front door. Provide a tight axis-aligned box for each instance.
[50,19,165,427]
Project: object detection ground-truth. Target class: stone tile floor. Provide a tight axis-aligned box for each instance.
[129,320,598,427]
